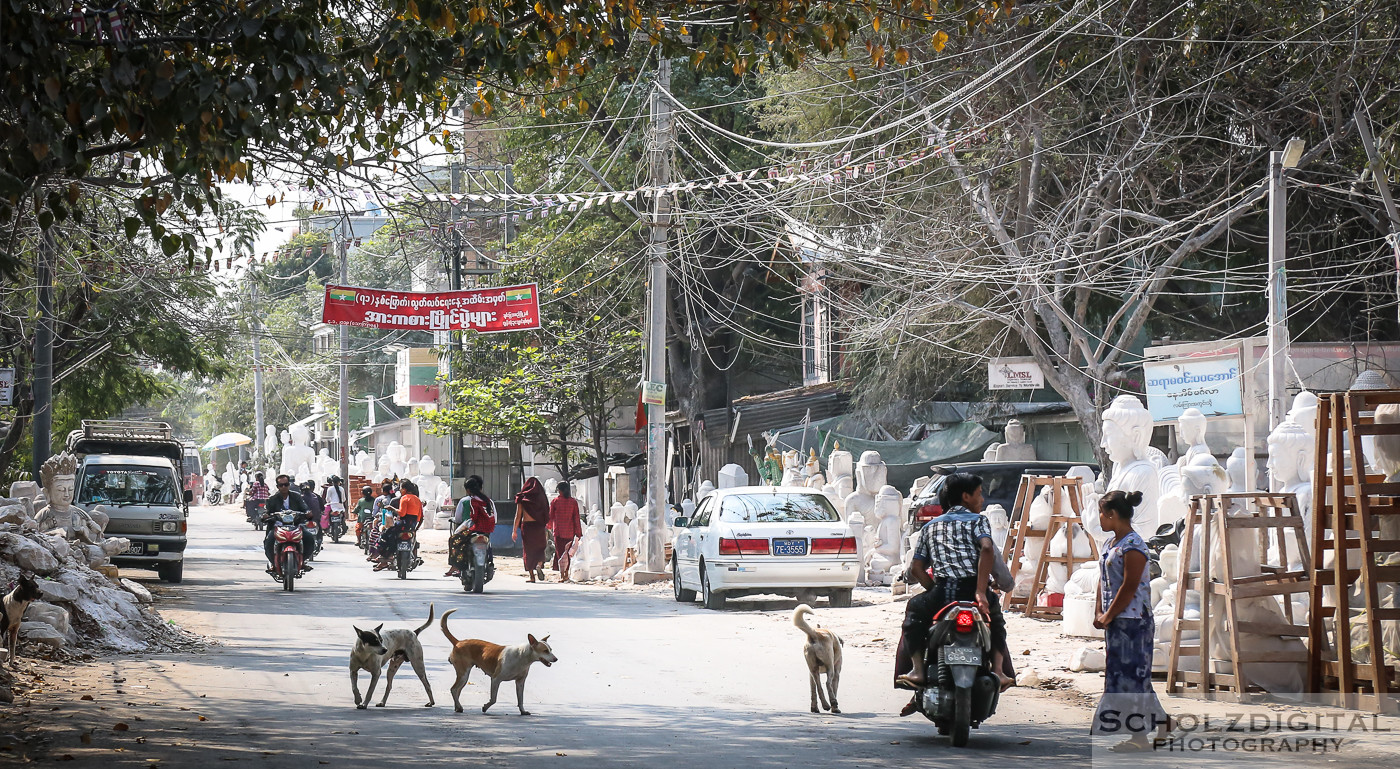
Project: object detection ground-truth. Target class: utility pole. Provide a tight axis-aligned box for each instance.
[31,223,54,478]
[1266,139,1304,437]
[251,280,265,468]
[643,56,672,574]
[337,220,350,487]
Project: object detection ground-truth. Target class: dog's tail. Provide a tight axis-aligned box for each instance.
[792,604,822,642]
[413,602,435,636]
[440,608,459,645]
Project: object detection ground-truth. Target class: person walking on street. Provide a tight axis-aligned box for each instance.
[513,477,550,583]
[548,482,583,580]
[1091,490,1169,751]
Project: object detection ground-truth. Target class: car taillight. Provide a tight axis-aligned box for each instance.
[917,503,942,522]
[810,537,857,555]
[718,538,769,555]
[955,609,976,632]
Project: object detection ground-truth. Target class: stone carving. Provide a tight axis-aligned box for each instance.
[982,443,1001,462]
[37,452,129,564]
[803,449,825,489]
[779,450,803,487]
[827,443,854,515]
[696,480,715,501]
[994,419,1036,461]
[842,451,887,584]
[262,425,279,466]
[864,485,904,585]
[1176,408,1210,467]
[386,441,409,479]
[280,424,316,481]
[1267,418,1313,568]
[1096,395,1161,538]
[411,455,445,527]
[717,463,749,489]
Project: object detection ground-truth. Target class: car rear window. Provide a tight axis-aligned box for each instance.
[81,466,179,506]
[719,493,840,523]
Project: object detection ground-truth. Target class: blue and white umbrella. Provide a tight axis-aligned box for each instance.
[202,432,253,451]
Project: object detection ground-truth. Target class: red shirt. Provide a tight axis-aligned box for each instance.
[468,496,497,534]
[548,497,582,539]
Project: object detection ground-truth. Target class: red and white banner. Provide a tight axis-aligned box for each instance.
[320,283,542,334]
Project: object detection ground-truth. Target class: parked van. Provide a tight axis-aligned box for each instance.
[66,420,192,583]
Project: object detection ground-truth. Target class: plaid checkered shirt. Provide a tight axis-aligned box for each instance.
[911,506,992,579]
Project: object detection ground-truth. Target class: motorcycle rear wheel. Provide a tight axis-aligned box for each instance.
[951,688,971,747]
[283,551,296,592]
[471,561,485,593]
[397,550,408,580]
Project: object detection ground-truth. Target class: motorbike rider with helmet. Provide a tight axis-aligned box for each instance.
[262,475,314,573]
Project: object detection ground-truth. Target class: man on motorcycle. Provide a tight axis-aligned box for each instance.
[263,475,314,573]
[373,480,422,571]
[446,474,496,576]
[894,472,1010,698]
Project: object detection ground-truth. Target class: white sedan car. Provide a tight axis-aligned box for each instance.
[672,486,859,609]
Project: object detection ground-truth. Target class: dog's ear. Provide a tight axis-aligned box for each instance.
[353,626,363,635]
[374,623,383,633]
[527,634,538,645]
[540,635,550,643]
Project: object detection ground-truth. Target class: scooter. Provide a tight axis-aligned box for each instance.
[267,512,307,592]
[904,601,1000,747]
[204,480,223,506]
[329,511,347,544]
[393,528,423,580]
[459,531,495,594]
[245,499,267,530]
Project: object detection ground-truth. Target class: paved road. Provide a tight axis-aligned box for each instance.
[13,504,1107,767]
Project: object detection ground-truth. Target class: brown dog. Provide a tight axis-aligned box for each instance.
[440,608,557,715]
[3,574,43,667]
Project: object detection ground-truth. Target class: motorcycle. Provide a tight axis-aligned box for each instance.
[355,516,370,551]
[329,512,347,544]
[459,532,495,594]
[204,480,223,506]
[393,529,423,580]
[903,600,1001,747]
[245,498,267,530]
[302,521,322,560]
[266,512,307,592]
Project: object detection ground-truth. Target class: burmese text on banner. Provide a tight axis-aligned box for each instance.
[320,283,542,333]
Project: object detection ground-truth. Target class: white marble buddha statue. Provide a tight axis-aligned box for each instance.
[1097,395,1161,538]
[994,419,1036,461]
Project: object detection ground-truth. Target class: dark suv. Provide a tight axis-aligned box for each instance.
[907,461,1099,527]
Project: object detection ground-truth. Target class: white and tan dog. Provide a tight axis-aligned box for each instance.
[440,608,557,715]
[350,603,435,709]
[793,603,843,714]
[3,574,43,667]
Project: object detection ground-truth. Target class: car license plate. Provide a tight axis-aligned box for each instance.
[398,541,413,551]
[773,538,807,556]
[944,647,982,666]
[123,542,144,556]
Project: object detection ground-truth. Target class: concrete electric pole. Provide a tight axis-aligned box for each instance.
[1266,139,1304,435]
[338,221,351,487]
[251,280,265,466]
[643,56,672,574]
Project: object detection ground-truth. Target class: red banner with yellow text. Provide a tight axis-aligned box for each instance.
[321,283,542,334]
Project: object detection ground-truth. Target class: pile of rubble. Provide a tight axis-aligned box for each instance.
[0,498,193,662]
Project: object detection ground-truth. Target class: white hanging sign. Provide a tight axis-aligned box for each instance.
[988,359,1044,390]
[0,368,12,406]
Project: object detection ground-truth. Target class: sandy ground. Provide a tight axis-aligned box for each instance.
[0,504,1396,768]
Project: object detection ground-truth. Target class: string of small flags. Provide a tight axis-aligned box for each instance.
[69,2,134,46]
[274,125,992,222]
[210,126,993,274]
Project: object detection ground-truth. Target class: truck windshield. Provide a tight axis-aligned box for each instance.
[80,466,179,507]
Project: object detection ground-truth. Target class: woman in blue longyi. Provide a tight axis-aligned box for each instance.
[1091,489,1170,751]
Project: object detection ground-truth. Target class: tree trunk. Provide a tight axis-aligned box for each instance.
[0,386,34,482]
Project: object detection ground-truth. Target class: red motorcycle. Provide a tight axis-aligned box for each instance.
[267,512,307,591]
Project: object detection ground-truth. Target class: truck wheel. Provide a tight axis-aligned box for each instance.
[158,561,184,584]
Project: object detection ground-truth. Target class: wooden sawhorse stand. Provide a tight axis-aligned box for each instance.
[1005,475,1097,619]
